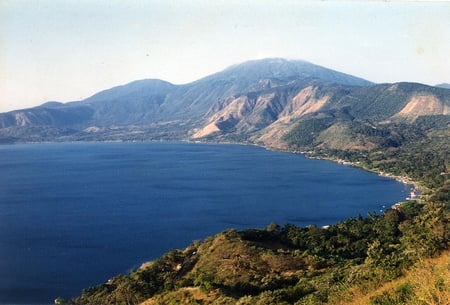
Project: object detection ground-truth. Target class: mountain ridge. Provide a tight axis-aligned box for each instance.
[435,83,450,89]
[0,58,449,151]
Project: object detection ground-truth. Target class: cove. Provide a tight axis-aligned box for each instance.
[0,141,408,304]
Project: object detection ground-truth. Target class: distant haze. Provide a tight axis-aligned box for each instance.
[1,1,449,113]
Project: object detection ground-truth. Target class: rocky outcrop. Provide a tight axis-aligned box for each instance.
[395,93,450,118]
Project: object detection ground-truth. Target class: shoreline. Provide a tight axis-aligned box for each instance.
[186,138,424,210]
[299,154,422,206]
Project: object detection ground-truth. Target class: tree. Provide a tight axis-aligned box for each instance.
[400,202,450,259]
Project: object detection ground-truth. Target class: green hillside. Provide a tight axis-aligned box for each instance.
[58,201,449,305]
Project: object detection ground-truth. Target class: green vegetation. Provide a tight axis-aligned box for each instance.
[284,118,335,146]
[286,114,449,191]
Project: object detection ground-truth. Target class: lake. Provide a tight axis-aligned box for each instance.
[0,142,408,304]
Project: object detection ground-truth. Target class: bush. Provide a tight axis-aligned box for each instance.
[369,282,414,305]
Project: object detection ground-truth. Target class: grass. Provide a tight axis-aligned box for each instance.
[328,250,450,305]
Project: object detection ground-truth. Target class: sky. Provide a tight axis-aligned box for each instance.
[0,0,449,113]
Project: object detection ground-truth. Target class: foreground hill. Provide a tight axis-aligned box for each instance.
[60,199,449,305]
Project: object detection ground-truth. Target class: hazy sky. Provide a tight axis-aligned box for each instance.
[1,0,449,112]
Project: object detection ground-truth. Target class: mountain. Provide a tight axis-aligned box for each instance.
[0,59,370,127]
[0,58,449,149]
[436,83,450,89]
[162,58,372,118]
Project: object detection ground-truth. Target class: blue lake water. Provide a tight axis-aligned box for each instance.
[0,142,408,304]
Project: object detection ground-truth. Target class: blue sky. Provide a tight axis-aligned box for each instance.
[1,0,449,112]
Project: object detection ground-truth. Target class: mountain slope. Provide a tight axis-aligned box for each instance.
[191,80,450,150]
[157,58,372,120]
[0,104,93,129]
[79,79,176,125]
[0,59,371,131]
